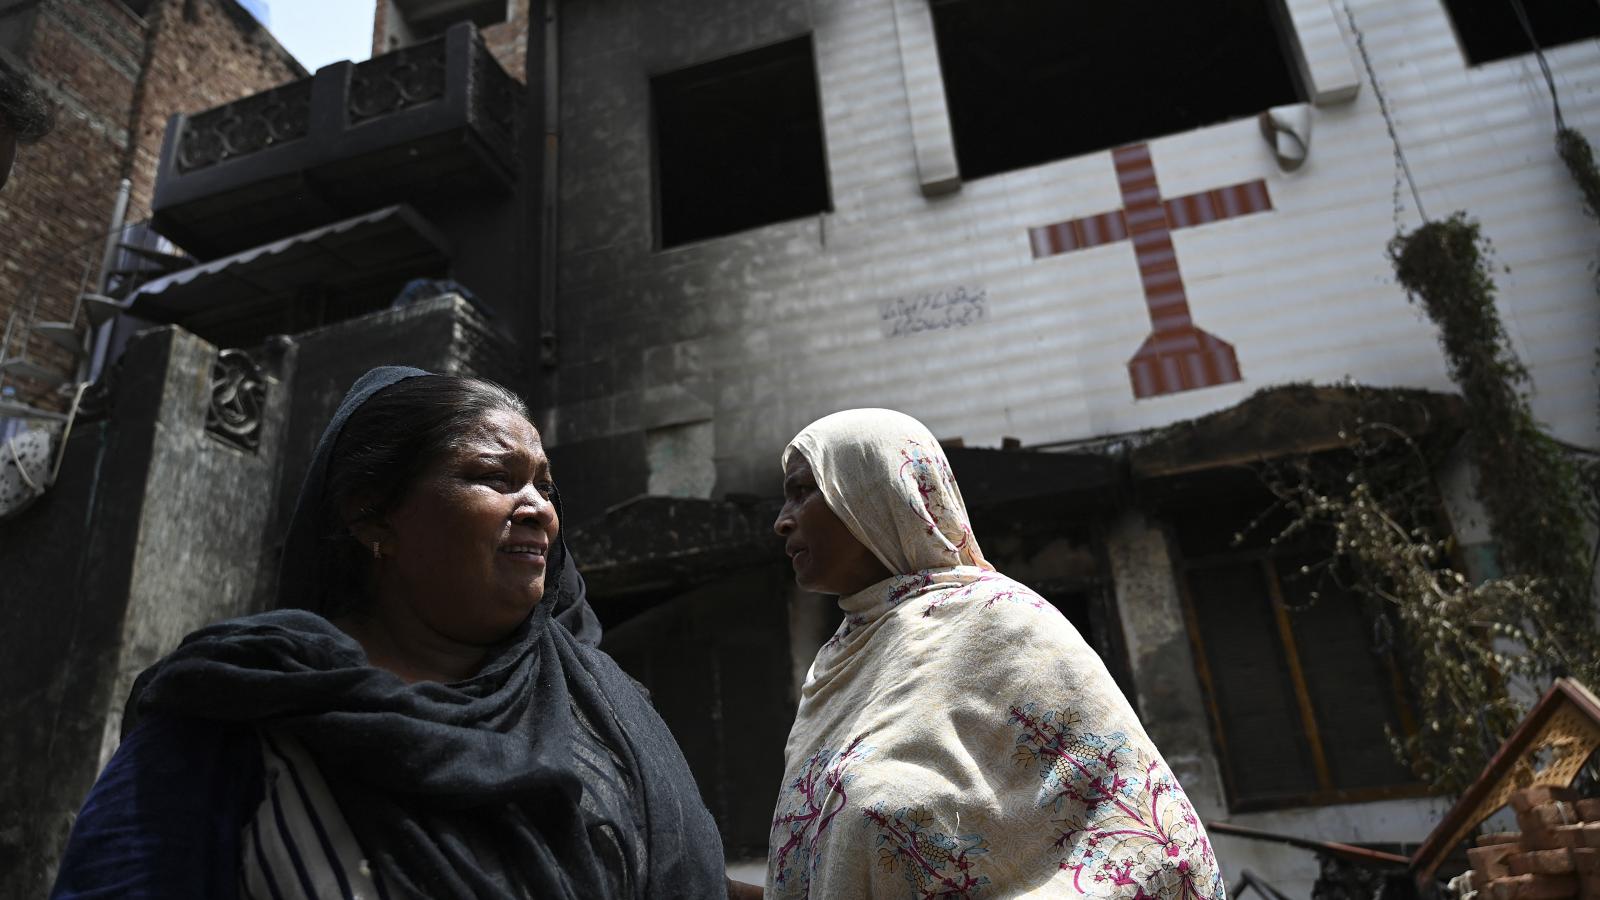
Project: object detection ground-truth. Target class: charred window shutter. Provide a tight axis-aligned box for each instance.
[1276,554,1415,792]
[1175,489,1421,811]
[1187,561,1320,805]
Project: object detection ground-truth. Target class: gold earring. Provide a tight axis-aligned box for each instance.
[372,540,382,559]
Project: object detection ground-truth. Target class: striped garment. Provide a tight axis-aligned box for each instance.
[242,732,386,900]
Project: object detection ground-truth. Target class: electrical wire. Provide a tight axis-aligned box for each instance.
[1507,0,1565,131]
[1341,1,1428,224]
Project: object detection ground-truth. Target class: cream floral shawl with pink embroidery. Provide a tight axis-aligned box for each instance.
[767,409,1223,900]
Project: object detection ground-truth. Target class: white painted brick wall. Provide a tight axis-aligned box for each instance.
[554,0,1600,477]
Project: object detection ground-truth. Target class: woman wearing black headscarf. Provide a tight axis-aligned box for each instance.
[51,367,743,899]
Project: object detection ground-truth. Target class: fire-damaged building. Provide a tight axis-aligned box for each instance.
[3,0,1598,895]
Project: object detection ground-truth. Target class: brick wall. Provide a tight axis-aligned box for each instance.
[481,0,529,82]
[372,0,528,82]
[0,0,145,408]
[371,0,394,57]
[0,0,301,411]
[124,0,305,224]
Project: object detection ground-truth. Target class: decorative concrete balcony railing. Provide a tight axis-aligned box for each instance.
[152,22,520,260]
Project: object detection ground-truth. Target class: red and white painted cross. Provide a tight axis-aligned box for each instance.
[1029,142,1273,399]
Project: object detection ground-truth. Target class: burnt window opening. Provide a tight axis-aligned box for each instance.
[1443,0,1600,67]
[930,0,1303,181]
[407,0,508,39]
[652,35,831,249]
[1168,479,1422,812]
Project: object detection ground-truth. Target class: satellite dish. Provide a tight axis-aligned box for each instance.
[0,382,89,521]
[0,427,57,520]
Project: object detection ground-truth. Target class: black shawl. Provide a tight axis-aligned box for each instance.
[130,367,725,899]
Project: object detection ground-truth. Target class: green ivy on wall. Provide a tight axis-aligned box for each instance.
[1389,216,1596,674]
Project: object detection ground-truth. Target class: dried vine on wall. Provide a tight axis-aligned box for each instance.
[1261,215,1600,792]
[1275,0,1600,798]
[1554,126,1600,553]
[1558,128,1600,229]
[1259,413,1560,793]
[1389,216,1597,674]
[1383,217,1597,791]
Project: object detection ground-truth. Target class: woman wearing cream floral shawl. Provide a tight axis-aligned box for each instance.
[768,409,1223,900]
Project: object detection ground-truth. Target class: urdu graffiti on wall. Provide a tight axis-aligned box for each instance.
[879,285,988,339]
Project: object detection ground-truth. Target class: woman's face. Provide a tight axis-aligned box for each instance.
[774,453,890,596]
[371,409,560,645]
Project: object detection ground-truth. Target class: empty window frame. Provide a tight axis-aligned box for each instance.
[1442,0,1600,66]
[406,0,509,40]
[929,0,1302,181]
[652,36,831,249]
[1171,491,1423,811]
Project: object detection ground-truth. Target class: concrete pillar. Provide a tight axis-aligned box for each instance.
[1281,0,1361,105]
[1104,508,1227,818]
[889,0,961,196]
[96,329,293,770]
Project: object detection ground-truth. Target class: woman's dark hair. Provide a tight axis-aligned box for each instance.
[314,374,531,615]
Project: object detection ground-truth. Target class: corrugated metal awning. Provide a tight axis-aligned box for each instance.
[128,205,450,322]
